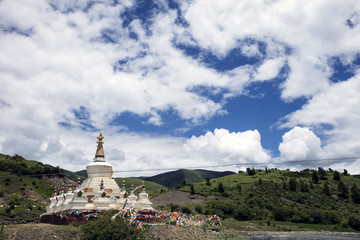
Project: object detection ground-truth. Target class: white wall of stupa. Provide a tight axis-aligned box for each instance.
[45,133,153,213]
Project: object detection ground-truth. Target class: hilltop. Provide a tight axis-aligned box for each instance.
[140,169,235,188]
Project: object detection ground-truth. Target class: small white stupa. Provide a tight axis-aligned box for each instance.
[45,133,153,213]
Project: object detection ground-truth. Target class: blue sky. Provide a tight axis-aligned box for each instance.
[1,0,360,176]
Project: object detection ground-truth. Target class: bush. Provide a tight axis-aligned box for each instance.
[169,203,179,212]
[181,206,192,214]
[81,211,146,240]
[233,205,251,220]
[348,215,360,230]
[273,206,294,221]
[195,206,203,214]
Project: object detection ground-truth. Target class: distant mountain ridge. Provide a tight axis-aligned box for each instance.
[140,169,235,188]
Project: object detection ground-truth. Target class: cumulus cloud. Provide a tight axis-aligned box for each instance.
[279,74,360,161]
[185,128,271,166]
[278,127,323,161]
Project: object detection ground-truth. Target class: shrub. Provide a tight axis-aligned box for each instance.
[351,183,360,204]
[195,206,203,214]
[288,178,297,192]
[338,181,349,199]
[81,211,146,240]
[218,182,224,193]
[312,171,319,184]
[348,215,360,230]
[233,205,251,220]
[181,206,192,214]
[273,206,294,221]
[169,203,179,212]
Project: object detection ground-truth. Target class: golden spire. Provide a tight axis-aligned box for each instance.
[95,132,105,158]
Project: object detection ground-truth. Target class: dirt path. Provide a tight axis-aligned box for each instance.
[2,223,82,240]
[247,231,360,240]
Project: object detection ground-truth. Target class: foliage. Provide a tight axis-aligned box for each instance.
[288,178,297,192]
[333,171,341,181]
[0,154,63,177]
[318,167,327,180]
[323,182,331,196]
[81,211,147,240]
[178,168,360,231]
[190,184,195,195]
[246,168,256,176]
[348,215,360,230]
[337,181,349,199]
[351,183,360,204]
[140,169,234,188]
[312,171,319,184]
[218,182,224,193]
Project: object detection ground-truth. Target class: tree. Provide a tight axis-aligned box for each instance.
[299,180,309,192]
[289,178,297,192]
[190,184,195,195]
[333,171,341,181]
[247,167,256,176]
[206,178,211,186]
[318,167,327,179]
[236,184,242,194]
[337,181,349,199]
[351,183,360,204]
[323,182,331,196]
[343,169,348,176]
[312,171,319,184]
[218,182,225,193]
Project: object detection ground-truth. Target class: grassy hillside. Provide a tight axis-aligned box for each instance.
[0,153,77,221]
[140,169,235,188]
[114,177,167,197]
[173,168,360,231]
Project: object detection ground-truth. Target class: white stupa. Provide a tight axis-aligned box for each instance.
[45,133,153,213]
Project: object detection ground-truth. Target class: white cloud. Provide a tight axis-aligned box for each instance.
[278,126,323,161]
[184,128,271,166]
[279,73,360,159]
[254,58,284,81]
[182,0,360,99]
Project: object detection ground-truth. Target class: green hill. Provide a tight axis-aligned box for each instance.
[174,168,360,231]
[0,154,76,222]
[114,177,167,197]
[140,169,235,188]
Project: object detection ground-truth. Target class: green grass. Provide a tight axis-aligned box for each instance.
[175,168,360,232]
[114,177,167,197]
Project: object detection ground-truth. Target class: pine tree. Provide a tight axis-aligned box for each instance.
[289,178,297,192]
[351,183,360,204]
[334,171,341,181]
[190,184,195,195]
[312,171,319,184]
[338,181,349,199]
[318,167,327,179]
[323,182,331,196]
[218,182,224,193]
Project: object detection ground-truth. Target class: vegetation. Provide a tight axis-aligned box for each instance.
[81,210,149,240]
[114,177,167,197]
[140,169,234,188]
[0,153,63,177]
[178,168,360,231]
